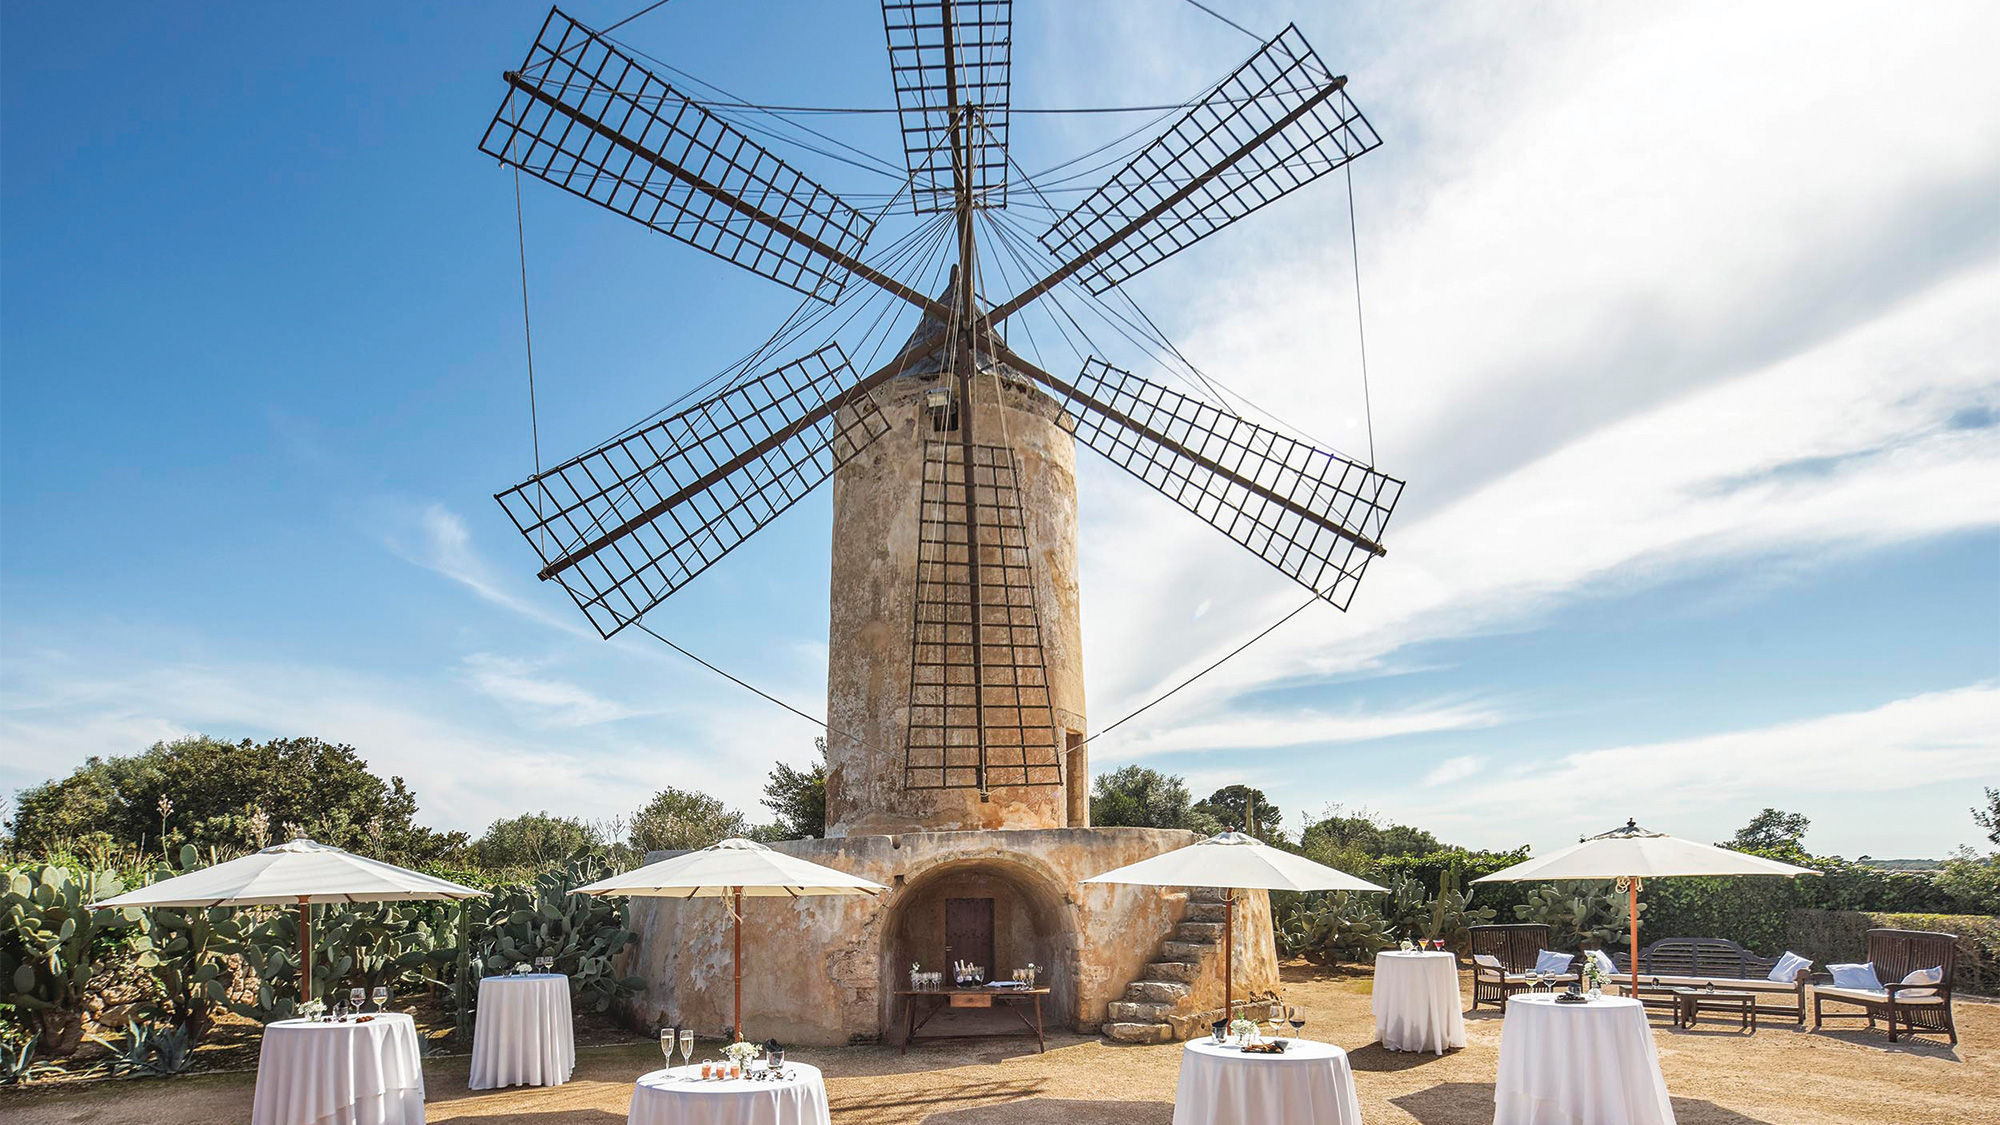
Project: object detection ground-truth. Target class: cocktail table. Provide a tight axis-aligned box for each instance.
[1673,986,1757,1031]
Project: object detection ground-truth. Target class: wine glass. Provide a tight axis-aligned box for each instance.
[679,1028,695,1070]
[1527,970,1543,994]
[349,986,366,1014]
[372,985,389,1013]
[1288,1005,1306,1039]
[660,1028,676,1071]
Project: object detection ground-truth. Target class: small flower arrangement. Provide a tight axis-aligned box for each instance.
[1580,959,1608,994]
[723,1040,760,1064]
[1228,1018,1259,1043]
[297,999,326,1020]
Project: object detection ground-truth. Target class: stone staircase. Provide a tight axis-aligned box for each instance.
[1103,888,1273,1044]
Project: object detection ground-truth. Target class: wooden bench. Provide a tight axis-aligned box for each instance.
[1613,937,1809,1026]
[1813,928,1957,1045]
[1468,924,1576,1012]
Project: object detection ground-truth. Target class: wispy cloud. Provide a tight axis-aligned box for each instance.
[1422,756,1482,788]
[376,500,595,640]
[458,653,641,727]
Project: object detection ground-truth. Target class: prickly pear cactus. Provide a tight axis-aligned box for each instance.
[1514,881,1640,951]
[130,845,253,1042]
[1,865,140,1057]
[1276,890,1393,965]
[472,859,642,1013]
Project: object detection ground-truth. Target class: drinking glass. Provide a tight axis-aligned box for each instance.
[659,1028,675,1070]
[372,985,389,1012]
[349,986,366,1013]
[679,1029,695,1069]
[1288,1006,1306,1039]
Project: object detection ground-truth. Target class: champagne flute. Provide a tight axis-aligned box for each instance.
[679,1028,695,1070]
[372,985,389,1013]
[660,1028,676,1071]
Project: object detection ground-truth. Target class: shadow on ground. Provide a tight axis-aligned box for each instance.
[919,1097,1173,1124]
[1389,1081,1784,1125]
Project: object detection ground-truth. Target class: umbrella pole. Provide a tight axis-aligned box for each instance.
[298,898,312,1005]
[732,887,743,1042]
[1627,876,1641,1000]
[1223,889,1234,1024]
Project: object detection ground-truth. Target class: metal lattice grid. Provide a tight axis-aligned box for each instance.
[1058,359,1403,610]
[904,440,1062,790]
[882,0,1012,214]
[495,345,890,637]
[1039,24,1380,293]
[481,8,876,302]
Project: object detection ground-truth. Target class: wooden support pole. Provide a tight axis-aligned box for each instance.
[297,898,312,1004]
[732,887,743,1042]
[1628,876,1642,1000]
[1223,889,1235,1024]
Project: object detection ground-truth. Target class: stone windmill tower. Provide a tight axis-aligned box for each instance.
[480,1,1401,1045]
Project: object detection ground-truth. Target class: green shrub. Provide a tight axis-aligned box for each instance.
[1277,892,1393,964]
[472,858,642,1014]
[1,865,143,1057]
[1515,882,1639,951]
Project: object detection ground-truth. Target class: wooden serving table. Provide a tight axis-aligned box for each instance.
[1672,986,1758,1031]
[896,987,1049,1054]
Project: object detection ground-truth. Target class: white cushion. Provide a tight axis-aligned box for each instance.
[1473,953,1505,971]
[1631,974,1798,993]
[1898,966,1944,998]
[1828,962,1882,991]
[1535,949,1574,975]
[1816,985,1945,1006]
[1768,951,1812,982]
[1587,949,1618,977]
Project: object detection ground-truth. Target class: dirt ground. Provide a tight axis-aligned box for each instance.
[6,961,1994,1124]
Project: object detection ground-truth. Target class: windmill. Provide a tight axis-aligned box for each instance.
[479,3,1403,820]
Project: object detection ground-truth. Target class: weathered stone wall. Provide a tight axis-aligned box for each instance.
[625,828,1279,1045]
[824,371,1086,836]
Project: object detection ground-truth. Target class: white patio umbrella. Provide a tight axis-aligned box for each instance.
[576,837,887,1040]
[1473,819,1817,997]
[1083,831,1386,1023]
[91,838,484,1002]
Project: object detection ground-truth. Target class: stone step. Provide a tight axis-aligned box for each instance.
[1184,901,1229,922]
[1104,1021,1177,1045]
[1161,940,1212,961]
[1175,921,1227,942]
[1191,887,1228,902]
[1107,999,1175,1022]
[1124,979,1190,1004]
[1147,960,1199,983]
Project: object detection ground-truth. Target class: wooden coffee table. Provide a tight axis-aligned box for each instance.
[1672,987,1757,1031]
[896,987,1048,1054]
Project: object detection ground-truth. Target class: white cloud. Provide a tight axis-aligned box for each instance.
[458,653,641,727]
[1106,699,1506,758]
[1376,683,2000,853]
[1421,755,1482,788]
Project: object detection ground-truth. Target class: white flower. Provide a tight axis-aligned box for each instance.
[723,1040,760,1062]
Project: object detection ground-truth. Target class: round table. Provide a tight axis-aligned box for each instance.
[628,1063,831,1125]
[1495,994,1675,1125]
[251,1012,425,1125]
[469,973,575,1089]
[1172,1038,1362,1125]
[1374,950,1467,1054]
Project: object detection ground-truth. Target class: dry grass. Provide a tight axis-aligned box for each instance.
[6,961,1995,1124]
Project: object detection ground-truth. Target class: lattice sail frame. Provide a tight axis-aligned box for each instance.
[480,7,876,302]
[882,0,1012,214]
[1040,23,1381,293]
[905,439,1062,789]
[1059,359,1401,610]
[496,345,891,637]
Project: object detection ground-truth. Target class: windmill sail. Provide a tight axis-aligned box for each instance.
[495,346,890,637]
[881,0,1012,214]
[1046,358,1400,611]
[1031,24,1379,297]
[481,7,878,302]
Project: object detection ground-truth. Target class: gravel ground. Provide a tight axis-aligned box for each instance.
[7,961,1993,1124]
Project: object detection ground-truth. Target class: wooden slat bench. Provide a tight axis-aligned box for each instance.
[1614,937,1810,1026]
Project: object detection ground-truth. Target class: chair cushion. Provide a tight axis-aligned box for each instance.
[1535,949,1574,976]
[1632,974,1800,993]
[1817,985,1945,1007]
[1828,962,1882,991]
[1473,953,1505,972]
[1898,966,1944,998]
[1768,951,1812,982]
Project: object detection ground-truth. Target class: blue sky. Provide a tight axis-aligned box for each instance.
[4,1,1996,859]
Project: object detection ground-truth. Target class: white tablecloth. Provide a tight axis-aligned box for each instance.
[1172,1038,1361,1125]
[1374,950,1467,1054]
[1495,995,1675,1125]
[251,1013,425,1125]
[469,973,575,1089]
[628,1063,831,1125]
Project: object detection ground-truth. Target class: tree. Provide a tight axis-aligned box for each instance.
[1725,808,1811,854]
[473,812,596,870]
[1194,785,1283,839]
[1090,766,1216,831]
[1299,807,1444,859]
[629,787,746,853]
[1974,788,2000,847]
[760,739,828,840]
[7,735,466,864]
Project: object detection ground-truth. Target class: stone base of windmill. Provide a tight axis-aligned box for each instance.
[622,828,1277,1047]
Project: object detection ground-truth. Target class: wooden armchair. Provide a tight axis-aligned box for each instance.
[1468,923,1575,1012]
[1812,928,1957,1045]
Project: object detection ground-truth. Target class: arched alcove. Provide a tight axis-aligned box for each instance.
[876,855,1083,1038]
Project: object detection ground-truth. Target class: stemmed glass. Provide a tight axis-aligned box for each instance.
[660,1028,676,1072]
[372,985,389,1013]
[349,987,366,1017]
[1527,970,1544,994]
[1288,1006,1306,1040]
[678,1029,695,1071]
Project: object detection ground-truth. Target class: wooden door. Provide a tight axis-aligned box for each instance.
[944,897,995,974]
